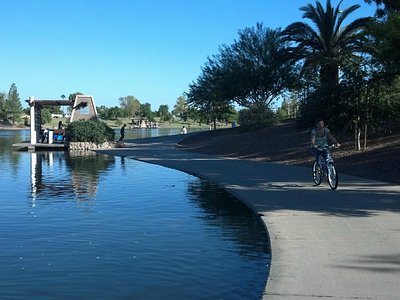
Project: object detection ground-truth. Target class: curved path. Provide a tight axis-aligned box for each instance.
[98,134,400,300]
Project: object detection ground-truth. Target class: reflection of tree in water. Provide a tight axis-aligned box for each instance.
[65,151,115,201]
[0,130,28,175]
[186,178,270,258]
[31,152,75,200]
[30,151,115,204]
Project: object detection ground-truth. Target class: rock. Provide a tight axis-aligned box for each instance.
[115,141,124,148]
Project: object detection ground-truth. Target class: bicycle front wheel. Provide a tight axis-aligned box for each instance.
[312,160,322,185]
[327,163,338,190]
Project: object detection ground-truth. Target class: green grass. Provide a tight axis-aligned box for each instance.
[40,116,229,130]
[6,114,229,130]
[101,118,218,129]
[47,117,69,128]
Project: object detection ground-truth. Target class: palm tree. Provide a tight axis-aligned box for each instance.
[282,0,372,88]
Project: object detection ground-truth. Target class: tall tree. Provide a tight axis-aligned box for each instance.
[366,10,400,80]
[173,95,189,121]
[0,92,6,121]
[139,103,154,121]
[96,105,111,119]
[281,0,372,88]
[187,56,234,129]
[119,95,141,118]
[221,24,294,110]
[68,92,83,102]
[364,0,400,17]
[108,106,123,120]
[5,83,23,124]
[157,105,171,122]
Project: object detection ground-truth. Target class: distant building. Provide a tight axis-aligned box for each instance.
[51,113,63,118]
[131,117,160,128]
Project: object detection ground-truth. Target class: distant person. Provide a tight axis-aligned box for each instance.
[58,121,63,130]
[119,124,126,141]
[181,126,187,134]
[310,119,340,161]
[41,128,49,143]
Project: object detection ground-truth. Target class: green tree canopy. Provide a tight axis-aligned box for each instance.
[221,24,294,110]
[187,56,234,129]
[139,102,154,121]
[364,0,400,17]
[157,104,172,121]
[119,95,141,118]
[108,106,123,120]
[41,108,52,125]
[281,0,372,88]
[4,83,23,124]
[0,92,6,121]
[187,23,292,128]
[173,95,189,121]
[367,11,400,80]
[68,92,83,102]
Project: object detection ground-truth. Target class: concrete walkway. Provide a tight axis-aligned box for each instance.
[98,134,400,300]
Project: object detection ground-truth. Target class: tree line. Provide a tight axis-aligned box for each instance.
[0,83,23,125]
[96,94,232,124]
[186,0,400,149]
[3,0,399,147]
[0,84,227,126]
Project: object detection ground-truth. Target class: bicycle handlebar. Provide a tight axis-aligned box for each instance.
[315,144,339,151]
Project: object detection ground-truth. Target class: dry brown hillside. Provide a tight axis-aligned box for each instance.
[178,120,400,185]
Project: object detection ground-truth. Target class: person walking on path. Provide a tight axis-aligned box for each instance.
[119,124,126,141]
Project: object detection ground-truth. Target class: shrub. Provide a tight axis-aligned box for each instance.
[238,106,278,130]
[65,120,115,144]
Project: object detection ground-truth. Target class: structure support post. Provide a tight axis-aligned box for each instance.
[29,96,36,144]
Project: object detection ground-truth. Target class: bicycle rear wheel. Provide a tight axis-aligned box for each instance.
[327,163,338,190]
[312,160,322,185]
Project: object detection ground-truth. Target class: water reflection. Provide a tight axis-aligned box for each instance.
[186,179,270,258]
[66,151,115,201]
[0,130,30,174]
[1,130,269,299]
[120,156,126,170]
[29,151,115,205]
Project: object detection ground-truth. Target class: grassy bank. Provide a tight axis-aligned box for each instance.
[178,119,400,184]
[2,117,226,130]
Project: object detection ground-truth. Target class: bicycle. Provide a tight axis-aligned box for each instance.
[312,144,339,190]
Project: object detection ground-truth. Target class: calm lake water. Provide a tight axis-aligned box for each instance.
[0,129,270,300]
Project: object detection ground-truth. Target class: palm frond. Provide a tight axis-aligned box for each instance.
[301,1,324,34]
[336,17,374,46]
[334,4,361,36]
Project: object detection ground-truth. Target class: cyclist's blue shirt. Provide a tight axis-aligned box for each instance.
[311,127,330,147]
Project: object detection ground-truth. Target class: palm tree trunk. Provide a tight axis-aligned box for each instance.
[320,63,339,87]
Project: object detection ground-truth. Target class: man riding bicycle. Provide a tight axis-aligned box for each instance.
[310,119,341,161]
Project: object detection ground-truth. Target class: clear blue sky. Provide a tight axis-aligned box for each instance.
[1,0,375,110]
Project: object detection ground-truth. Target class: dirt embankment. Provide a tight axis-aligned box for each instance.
[178,120,400,185]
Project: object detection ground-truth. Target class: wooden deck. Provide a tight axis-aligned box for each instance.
[12,142,67,151]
